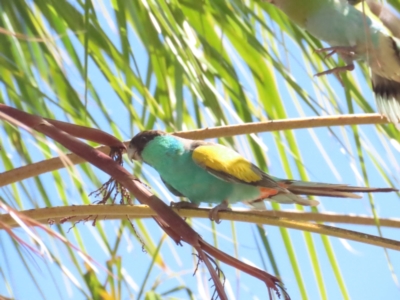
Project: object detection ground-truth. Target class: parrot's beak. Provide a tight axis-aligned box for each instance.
[127,143,141,162]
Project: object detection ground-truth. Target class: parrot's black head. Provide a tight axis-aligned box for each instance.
[127,130,167,161]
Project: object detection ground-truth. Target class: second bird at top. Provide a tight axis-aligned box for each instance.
[268,0,400,123]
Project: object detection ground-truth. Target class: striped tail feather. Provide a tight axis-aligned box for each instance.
[248,180,397,209]
[373,74,400,123]
[280,180,398,198]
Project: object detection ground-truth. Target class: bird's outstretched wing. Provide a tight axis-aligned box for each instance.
[190,143,282,190]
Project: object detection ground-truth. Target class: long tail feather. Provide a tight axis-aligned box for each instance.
[280,180,398,198]
[373,74,400,123]
[248,180,397,209]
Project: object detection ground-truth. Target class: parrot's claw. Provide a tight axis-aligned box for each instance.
[314,63,355,86]
[314,45,357,58]
[314,45,356,86]
[170,201,199,210]
[209,200,231,224]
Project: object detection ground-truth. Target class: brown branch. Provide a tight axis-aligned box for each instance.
[200,240,289,299]
[44,118,125,149]
[0,113,388,188]
[197,250,228,300]
[0,105,285,299]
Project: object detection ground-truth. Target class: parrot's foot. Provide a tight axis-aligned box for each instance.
[314,63,355,86]
[314,46,356,86]
[209,200,232,224]
[170,201,199,209]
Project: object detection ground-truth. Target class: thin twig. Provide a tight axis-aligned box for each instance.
[3,205,400,228]
[1,205,400,251]
[174,113,388,139]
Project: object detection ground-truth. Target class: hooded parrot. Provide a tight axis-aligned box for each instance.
[127,130,397,223]
[267,0,400,123]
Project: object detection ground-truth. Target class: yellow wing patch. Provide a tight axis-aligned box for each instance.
[192,145,262,183]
